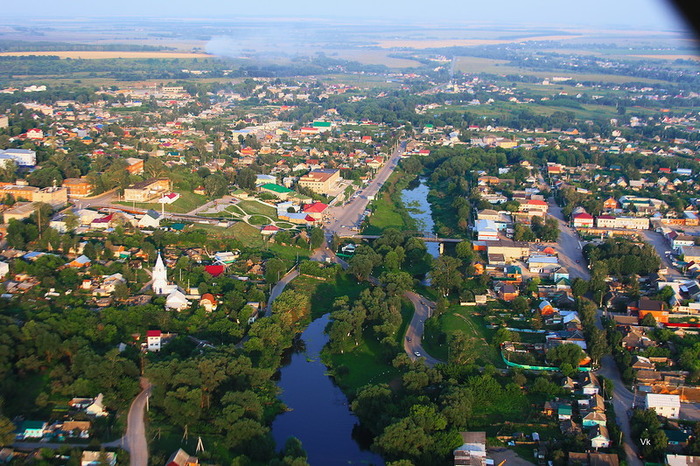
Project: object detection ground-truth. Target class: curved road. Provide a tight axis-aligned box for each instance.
[403,291,441,366]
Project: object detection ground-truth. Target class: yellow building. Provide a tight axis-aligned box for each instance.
[124,178,171,203]
[297,169,340,195]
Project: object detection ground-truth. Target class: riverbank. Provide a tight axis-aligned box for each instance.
[363,166,419,235]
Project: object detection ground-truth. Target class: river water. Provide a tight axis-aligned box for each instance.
[271,314,384,465]
[270,177,439,464]
[401,177,440,258]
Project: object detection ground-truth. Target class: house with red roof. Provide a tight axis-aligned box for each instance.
[302,202,328,221]
[573,212,594,228]
[199,293,217,312]
[147,330,162,352]
[261,225,280,235]
[204,265,225,277]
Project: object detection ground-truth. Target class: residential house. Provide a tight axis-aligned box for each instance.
[573,212,595,228]
[200,293,217,312]
[165,290,190,311]
[561,419,582,436]
[17,421,47,439]
[85,393,108,416]
[580,373,600,395]
[558,404,573,421]
[582,411,607,428]
[644,393,680,419]
[681,245,700,264]
[147,330,162,352]
[666,454,700,466]
[633,297,670,324]
[81,451,116,466]
[589,425,611,449]
[631,355,655,371]
[453,431,488,466]
[495,282,519,301]
[138,210,162,229]
[166,448,199,466]
[60,420,91,439]
[62,178,93,198]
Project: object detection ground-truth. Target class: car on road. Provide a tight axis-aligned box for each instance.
[414,351,421,357]
[576,259,580,263]
[406,336,411,342]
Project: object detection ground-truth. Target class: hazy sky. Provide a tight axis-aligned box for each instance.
[1,0,691,32]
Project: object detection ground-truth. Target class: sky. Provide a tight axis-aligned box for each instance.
[1,0,692,32]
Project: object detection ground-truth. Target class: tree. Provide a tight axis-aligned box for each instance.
[265,258,286,284]
[448,332,475,365]
[237,168,257,190]
[204,173,229,197]
[430,256,463,296]
[547,343,586,370]
[493,328,518,346]
[0,414,15,446]
[309,228,324,250]
[640,313,657,327]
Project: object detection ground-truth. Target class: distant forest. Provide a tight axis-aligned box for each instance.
[0,40,174,52]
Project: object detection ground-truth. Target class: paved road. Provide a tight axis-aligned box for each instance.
[592,308,642,466]
[403,291,441,366]
[680,403,700,421]
[640,230,683,280]
[325,141,406,237]
[122,378,152,466]
[267,268,300,312]
[547,198,590,280]
[596,355,642,466]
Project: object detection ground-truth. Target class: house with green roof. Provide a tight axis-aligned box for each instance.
[17,420,47,439]
[259,183,293,200]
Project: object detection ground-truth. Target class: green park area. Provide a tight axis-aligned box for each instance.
[422,305,502,367]
[324,299,414,393]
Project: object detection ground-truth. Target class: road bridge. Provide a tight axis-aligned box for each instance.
[346,234,464,243]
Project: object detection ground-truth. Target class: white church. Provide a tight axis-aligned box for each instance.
[152,252,190,311]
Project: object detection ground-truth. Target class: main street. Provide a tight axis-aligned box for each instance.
[547,198,590,280]
[325,140,406,238]
[592,306,642,466]
[640,229,683,280]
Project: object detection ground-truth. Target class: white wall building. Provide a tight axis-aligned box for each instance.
[644,393,680,419]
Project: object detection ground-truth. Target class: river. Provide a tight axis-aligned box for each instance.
[401,177,440,258]
[271,314,384,465]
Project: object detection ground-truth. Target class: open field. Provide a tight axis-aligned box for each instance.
[454,56,674,84]
[375,35,585,49]
[331,49,421,68]
[631,54,700,61]
[0,51,212,59]
[236,200,277,217]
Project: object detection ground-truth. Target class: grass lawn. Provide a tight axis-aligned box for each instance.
[275,222,295,229]
[422,305,502,367]
[327,337,403,395]
[225,205,246,216]
[364,170,412,235]
[288,272,369,319]
[237,200,276,217]
[116,191,208,214]
[325,298,414,394]
[248,215,270,225]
